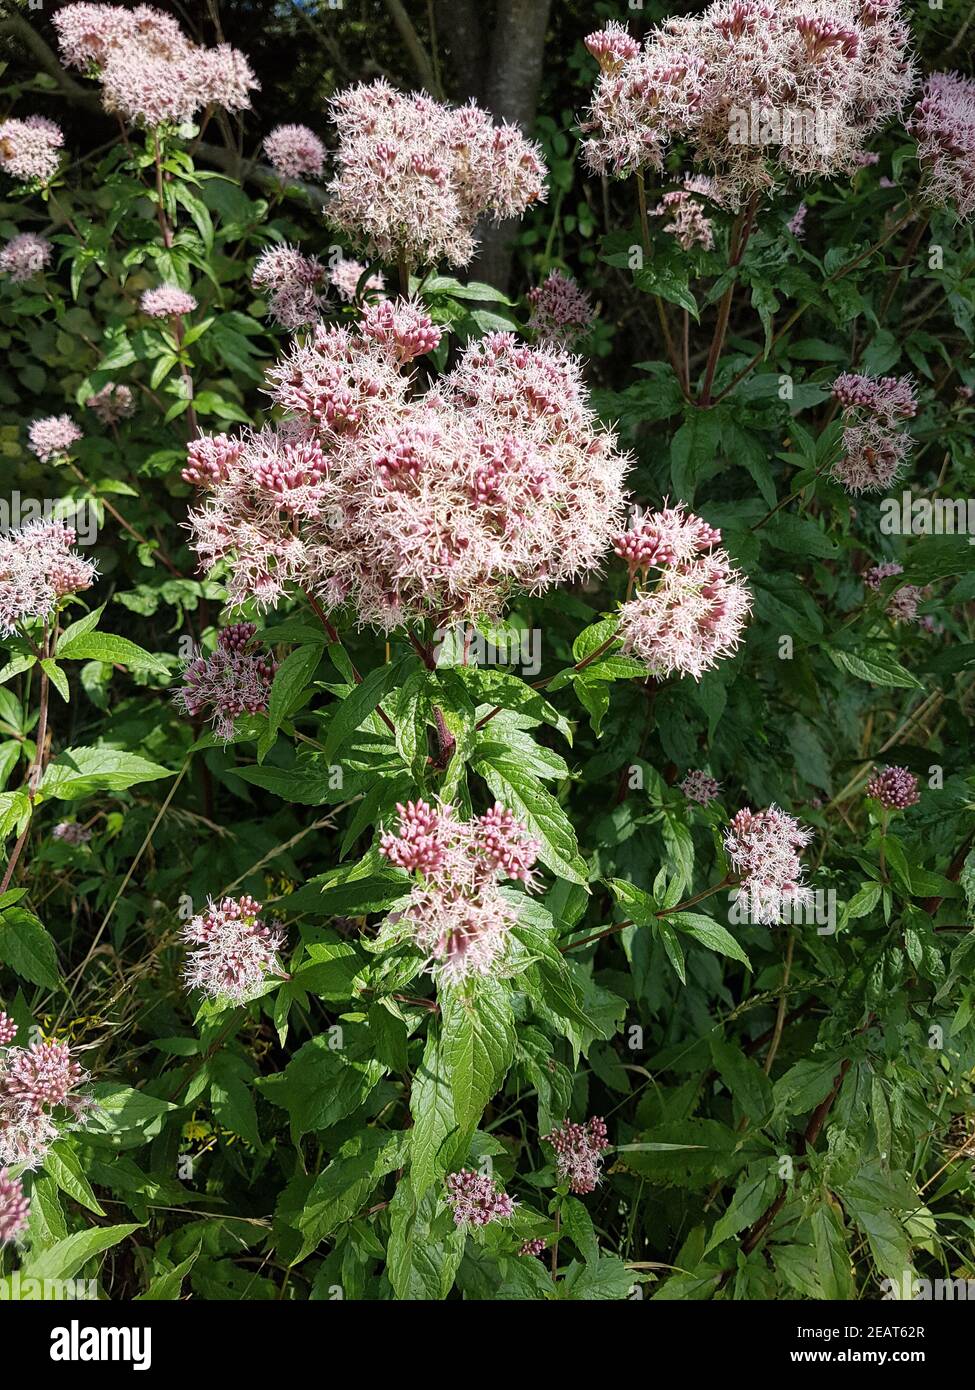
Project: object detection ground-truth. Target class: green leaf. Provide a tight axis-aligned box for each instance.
[264,644,322,747]
[386,1178,465,1300]
[293,1131,407,1260]
[40,659,70,703]
[323,660,405,764]
[0,907,60,989]
[25,1223,142,1281]
[709,1037,773,1124]
[86,1083,177,1136]
[828,648,922,690]
[410,1025,463,1199]
[40,747,174,800]
[44,1141,105,1215]
[558,1255,636,1300]
[56,630,170,676]
[291,938,362,1000]
[258,1030,386,1137]
[210,1052,262,1148]
[135,1247,200,1300]
[441,980,516,1134]
[474,747,588,884]
[670,911,751,967]
[812,1203,854,1300]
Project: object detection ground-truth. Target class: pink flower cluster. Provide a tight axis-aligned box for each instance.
[582,2,915,204]
[519,1237,547,1257]
[86,381,135,425]
[180,894,287,1004]
[328,257,385,305]
[655,176,723,251]
[326,79,547,268]
[788,202,808,239]
[0,1168,28,1242]
[0,232,53,282]
[174,622,276,742]
[527,272,593,346]
[0,1013,16,1046]
[864,563,927,624]
[0,519,97,636]
[53,821,93,845]
[616,505,751,680]
[0,1037,91,1169]
[831,371,917,494]
[187,319,629,629]
[723,805,812,925]
[0,116,64,184]
[28,414,82,462]
[833,372,917,423]
[908,71,975,221]
[53,3,258,128]
[863,560,903,588]
[885,584,925,624]
[264,124,326,181]
[865,765,919,809]
[544,1116,611,1195]
[379,799,540,986]
[140,285,197,319]
[681,770,721,805]
[445,1169,516,1227]
[251,244,328,329]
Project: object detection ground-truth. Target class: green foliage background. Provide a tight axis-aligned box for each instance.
[0,0,973,1301]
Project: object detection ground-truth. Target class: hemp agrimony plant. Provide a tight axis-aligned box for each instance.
[0,0,972,1308]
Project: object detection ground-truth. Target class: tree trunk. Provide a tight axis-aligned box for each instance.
[435,0,552,292]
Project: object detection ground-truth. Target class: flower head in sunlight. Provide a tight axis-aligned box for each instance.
[0,1039,91,1170]
[181,894,287,1004]
[326,78,547,268]
[174,622,276,742]
[0,232,53,282]
[264,124,326,180]
[0,116,64,183]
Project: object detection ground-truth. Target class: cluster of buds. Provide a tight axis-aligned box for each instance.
[326,78,547,268]
[865,765,919,810]
[379,800,540,986]
[519,1236,547,1258]
[251,244,329,330]
[86,381,135,426]
[615,504,751,680]
[27,414,83,463]
[0,1167,28,1243]
[174,622,277,743]
[53,821,93,846]
[186,318,629,629]
[140,285,197,319]
[328,257,386,304]
[0,519,97,637]
[444,1169,516,1227]
[831,371,917,494]
[526,272,594,346]
[655,176,723,251]
[0,232,53,282]
[0,115,64,184]
[544,1116,611,1195]
[723,805,813,925]
[862,561,926,625]
[908,71,975,222]
[263,124,326,181]
[53,3,258,129]
[582,2,915,205]
[681,771,721,805]
[0,1034,91,1170]
[180,894,287,1004]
